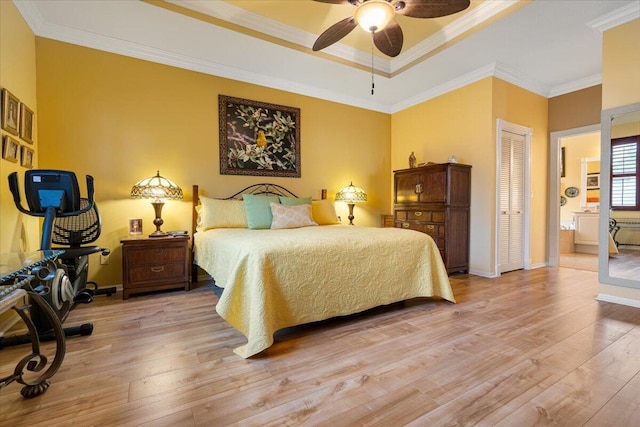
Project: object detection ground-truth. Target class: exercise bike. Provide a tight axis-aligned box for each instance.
[2,170,115,347]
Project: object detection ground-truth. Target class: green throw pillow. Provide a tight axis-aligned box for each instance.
[243,194,280,229]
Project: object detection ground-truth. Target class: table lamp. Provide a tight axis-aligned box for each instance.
[335,181,367,225]
[130,171,183,237]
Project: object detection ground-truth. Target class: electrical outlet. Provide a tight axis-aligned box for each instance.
[100,253,110,265]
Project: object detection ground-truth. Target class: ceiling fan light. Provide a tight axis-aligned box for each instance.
[354,0,395,33]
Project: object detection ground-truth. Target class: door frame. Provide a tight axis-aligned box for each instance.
[548,124,601,267]
[495,119,533,275]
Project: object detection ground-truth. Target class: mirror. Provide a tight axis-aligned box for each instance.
[599,103,640,288]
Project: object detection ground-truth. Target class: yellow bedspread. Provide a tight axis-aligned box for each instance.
[195,225,455,358]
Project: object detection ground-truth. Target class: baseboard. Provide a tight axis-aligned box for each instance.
[530,262,548,269]
[596,293,640,308]
[468,269,498,278]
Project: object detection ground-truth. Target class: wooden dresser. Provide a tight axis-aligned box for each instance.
[393,162,471,274]
[120,235,190,299]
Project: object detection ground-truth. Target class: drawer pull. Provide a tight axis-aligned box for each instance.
[414,211,423,217]
[402,223,410,229]
[415,184,423,194]
[151,266,165,273]
[427,225,435,230]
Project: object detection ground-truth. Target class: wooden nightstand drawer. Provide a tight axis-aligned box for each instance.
[120,235,189,299]
[126,261,187,286]
[127,247,185,265]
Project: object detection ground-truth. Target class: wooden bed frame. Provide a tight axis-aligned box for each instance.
[191,183,326,283]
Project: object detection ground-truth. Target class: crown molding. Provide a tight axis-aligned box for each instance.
[391,0,521,72]
[167,0,390,73]
[493,62,549,97]
[12,0,45,32]
[587,1,640,33]
[548,73,602,98]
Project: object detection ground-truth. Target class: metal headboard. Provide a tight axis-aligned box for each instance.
[224,183,298,200]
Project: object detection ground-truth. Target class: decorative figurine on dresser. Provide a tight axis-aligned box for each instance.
[393,162,471,274]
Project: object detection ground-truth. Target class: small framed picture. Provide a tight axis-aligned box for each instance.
[2,135,20,162]
[20,145,34,168]
[129,218,143,235]
[1,88,20,136]
[586,173,600,190]
[20,103,34,144]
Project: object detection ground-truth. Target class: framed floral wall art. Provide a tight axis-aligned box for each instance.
[219,95,300,177]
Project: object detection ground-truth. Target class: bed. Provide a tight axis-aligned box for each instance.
[191,184,455,358]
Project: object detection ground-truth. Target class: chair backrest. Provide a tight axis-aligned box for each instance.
[52,198,102,247]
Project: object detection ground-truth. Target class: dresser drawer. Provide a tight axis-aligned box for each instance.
[127,246,185,265]
[395,210,445,223]
[396,221,446,249]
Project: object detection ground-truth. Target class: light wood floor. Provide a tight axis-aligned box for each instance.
[2,268,640,426]
[559,248,640,281]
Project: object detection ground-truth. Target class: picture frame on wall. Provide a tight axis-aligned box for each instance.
[20,103,34,144]
[2,135,20,162]
[1,88,20,136]
[20,145,34,168]
[560,146,566,178]
[219,95,301,177]
[586,173,600,190]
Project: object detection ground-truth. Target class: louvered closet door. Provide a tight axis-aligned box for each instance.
[499,131,525,273]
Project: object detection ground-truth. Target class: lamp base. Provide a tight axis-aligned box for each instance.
[150,201,166,237]
[347,203,355,226]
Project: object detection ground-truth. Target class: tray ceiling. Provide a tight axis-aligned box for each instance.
[14,0,640,113]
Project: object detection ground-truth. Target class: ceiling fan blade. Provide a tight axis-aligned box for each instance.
[374,19,403,57]
[312,0,355,4]
[313,17,358,51]
[395,0,471,19]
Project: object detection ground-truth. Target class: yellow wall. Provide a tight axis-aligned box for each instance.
[602,19,640,110]
[600,18,640,302]
[0,1,39,255]
[391,77,548,276]
[34,38,391,287]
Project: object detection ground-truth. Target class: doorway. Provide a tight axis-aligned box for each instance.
[548,124,601,269]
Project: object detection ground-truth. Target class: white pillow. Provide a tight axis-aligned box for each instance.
[270,203,317,229]
[197,197,247,230]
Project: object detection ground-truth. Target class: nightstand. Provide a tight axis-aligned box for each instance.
[381,214,394,228]
[120,235,189,299]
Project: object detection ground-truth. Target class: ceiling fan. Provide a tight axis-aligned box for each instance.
[312,0,471,57]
